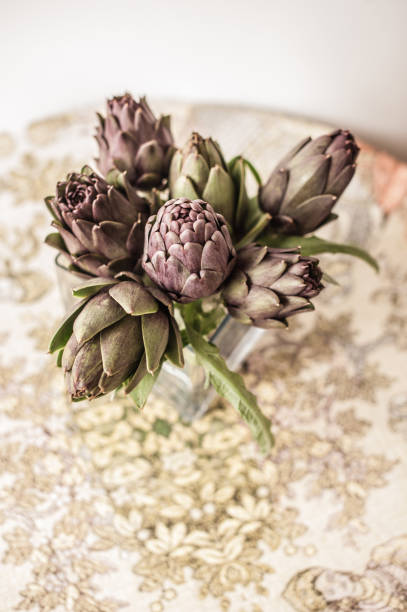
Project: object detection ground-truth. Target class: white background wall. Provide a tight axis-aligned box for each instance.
[2,0,407,159]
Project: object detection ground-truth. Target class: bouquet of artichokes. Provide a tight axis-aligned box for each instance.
[46,93,377,453]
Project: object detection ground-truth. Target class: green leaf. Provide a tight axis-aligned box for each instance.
[181,301,226,337]
[142,311,169,374]
[184,322,274,454]
[322,272,340,286]
[230,158,264,239]
[56,349,64,367]
[73,277,118,299]
[228,156,262,184]
[129,366,162,410]
[230,157,251,234]
[235,212,271,249]
[165,316,185,367]
[180,329,189,346]
[242,158,262,187]
[45,232,67,252]
[109,282,159,316]
[81,165,94,176]
[125,354,148,394]
[227,155,240,171]
[49,298,89,353]
[258,234,379,272]
[106,168,121,187]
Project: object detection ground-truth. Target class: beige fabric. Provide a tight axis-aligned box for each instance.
[0,102,406,611]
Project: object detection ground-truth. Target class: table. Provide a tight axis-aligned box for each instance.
[0,101,406,611]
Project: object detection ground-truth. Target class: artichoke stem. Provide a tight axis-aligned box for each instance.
[235,213,271,250]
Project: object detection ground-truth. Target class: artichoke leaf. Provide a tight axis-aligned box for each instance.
[125,353,148,394]
[235,210,271,249]
[49,297,89,353]
[45,232,67,253]
[258,234,379,272]
[44,196,60,221]
[202,166,235,225]
[100,316,143,376]
[128,360,162,409]
[142,310,170,374]
[165,316,185,368]
[184,319,274,454]
[230,157,262,237]
[56,349,64,367]
[322,272,340,286]
[109,281,159,316]
[73,292,126,344]
[181,301,226,338]
[73,277,118,299]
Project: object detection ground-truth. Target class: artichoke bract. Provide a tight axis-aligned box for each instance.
[95,94,174,189]
[259,129,359,234]
[143,198,236,303]
[45,166,150,277]
[50,277,183,400]
[222,245,323,328]
[169,132,236,225]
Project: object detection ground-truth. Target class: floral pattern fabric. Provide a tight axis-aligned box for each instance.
[0,102,407,611]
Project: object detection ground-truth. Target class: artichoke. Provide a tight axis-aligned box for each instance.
[222,245,323,328]
[45,166,150,277]
[142,197,236,303]
[51,276,183,400]
[95,94,174,189]
[259,129,359,234]
[169,132,237,225]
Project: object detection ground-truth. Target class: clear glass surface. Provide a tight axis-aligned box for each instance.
[55,255,264,420]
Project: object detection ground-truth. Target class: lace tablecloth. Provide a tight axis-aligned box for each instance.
[1,102,407,612]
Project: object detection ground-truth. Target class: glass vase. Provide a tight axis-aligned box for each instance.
[55,255,264,420]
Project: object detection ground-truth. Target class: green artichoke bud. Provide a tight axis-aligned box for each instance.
[51,276,183,400]
[169,132,236,225]
[142,198,236,303]
[45,166,150,277]
[259,129,359,234]
[95,94,174,189]
[222,245,323,328]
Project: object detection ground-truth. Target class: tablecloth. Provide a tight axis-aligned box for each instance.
[0,101,407,611]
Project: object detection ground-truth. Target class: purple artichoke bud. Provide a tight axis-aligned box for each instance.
[259,129,359,234]
[95,93,174,189]
[52,277,183,400]
[45,166,150,277]
[222,245,323,328]
[142,198,236,303]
